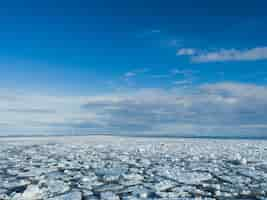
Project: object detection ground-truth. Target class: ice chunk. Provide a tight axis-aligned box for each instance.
[100,191,120,200]
[48,190,82,200]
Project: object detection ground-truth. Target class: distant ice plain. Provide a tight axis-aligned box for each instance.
[0,136,267,199]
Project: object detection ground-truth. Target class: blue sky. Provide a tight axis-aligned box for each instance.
[0,0,267,137]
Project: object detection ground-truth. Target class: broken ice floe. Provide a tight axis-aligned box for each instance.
[0,136,267,199]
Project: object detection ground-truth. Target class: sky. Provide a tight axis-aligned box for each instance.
[0,0,267,137]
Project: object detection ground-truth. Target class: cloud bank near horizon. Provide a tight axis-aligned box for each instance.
[1,82,267,137]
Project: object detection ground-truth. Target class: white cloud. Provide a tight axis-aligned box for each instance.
[201,82,267,98]
[81,83,267,137]
[171,69,197,76]
[173,80,192,85]
[151,29,161,33]
[192,47,267,62]
[151,74,171,79]
[123,68,150,81]
[176,48,196,56]
[124,72,136,77]
[1,82,267,137]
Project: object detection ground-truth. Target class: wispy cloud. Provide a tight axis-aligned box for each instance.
[123,68,150,80]
[7,108,55,114]
[151,74,171,79]
[171,69,197,76]
[151,29,161,33]
[176,48,196,56]
[173,80,192,85]
[193,47,267,62]
[124,72,137,78]
[150,69,197,80]
[177,47,267,63]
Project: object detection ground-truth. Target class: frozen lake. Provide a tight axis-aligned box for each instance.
[0,136,267,199]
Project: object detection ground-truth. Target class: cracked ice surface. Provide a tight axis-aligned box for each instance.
[0,136,267,199]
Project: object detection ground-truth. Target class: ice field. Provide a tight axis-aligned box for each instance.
[0,136,267,199]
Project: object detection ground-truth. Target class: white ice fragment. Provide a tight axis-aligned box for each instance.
[100,191,120,200]
[18,185,44,200]
[48,190,82,200]
[154,180,176,191]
